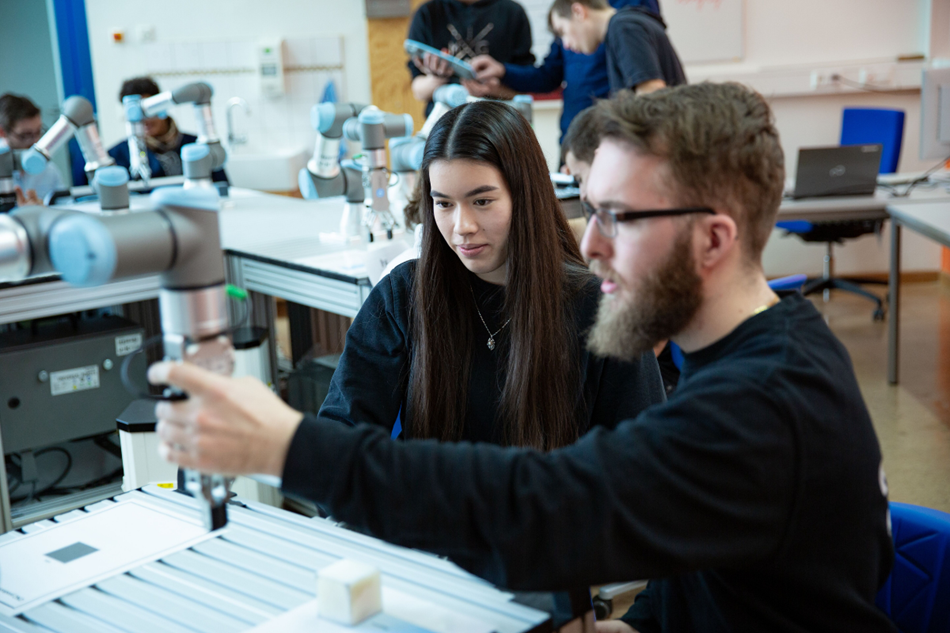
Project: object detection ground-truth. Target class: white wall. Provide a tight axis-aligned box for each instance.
[0,0,72,184]
[535,0,946,276]
[84,0,371,155]
[731,0,938,276]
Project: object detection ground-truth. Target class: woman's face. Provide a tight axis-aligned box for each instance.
[429,159,513,285]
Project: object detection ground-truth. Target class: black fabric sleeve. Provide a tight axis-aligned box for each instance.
[620,582,661,633]
[588,352,665,431]
[508,5,536,67]
[610,20,663,90]
[284,372,796,590]
[502,39,564,94]
[316,271,410,431]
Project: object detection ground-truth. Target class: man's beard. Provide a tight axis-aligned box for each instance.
[588,229,703,361]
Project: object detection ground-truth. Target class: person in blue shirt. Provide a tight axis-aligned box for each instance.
[0,93,67,204]
[468,0,659,141]
[106,77,228,184]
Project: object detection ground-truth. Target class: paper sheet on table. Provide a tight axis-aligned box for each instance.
[0,498,218,615]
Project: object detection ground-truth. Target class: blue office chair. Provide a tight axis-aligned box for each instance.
[876,502,950,632]
[777,108,905,321]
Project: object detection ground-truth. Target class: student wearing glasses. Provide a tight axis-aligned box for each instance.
[155,84,894,632]
[563,105,681,394]
[0,93,66,205]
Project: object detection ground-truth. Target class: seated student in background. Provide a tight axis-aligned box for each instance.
[562,104,680,396]
[107,77,228,183]
[549,0,685,95]
[153,83,895,632]
[468,0,659,142]
[0,93,67,203]
[407,0,536,113]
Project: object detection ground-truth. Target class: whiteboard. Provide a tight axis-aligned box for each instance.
[522,0,744,68]
[664,0,744,64]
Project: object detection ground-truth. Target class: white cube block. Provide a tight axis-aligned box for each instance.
[317,559,382,625]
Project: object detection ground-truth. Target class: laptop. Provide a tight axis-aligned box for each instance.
[792,144,882,199]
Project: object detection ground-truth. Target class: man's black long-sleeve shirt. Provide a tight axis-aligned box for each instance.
[283,293,895,632]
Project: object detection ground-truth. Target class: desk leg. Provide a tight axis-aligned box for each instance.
[888,221,902,385]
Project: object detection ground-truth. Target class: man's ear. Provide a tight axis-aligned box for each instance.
[696,212,739,270]
[571,2,588,20]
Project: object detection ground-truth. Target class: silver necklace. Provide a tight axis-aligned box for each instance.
[470,286,511,351]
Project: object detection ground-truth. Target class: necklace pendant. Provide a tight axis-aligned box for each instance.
[487,336,496,351]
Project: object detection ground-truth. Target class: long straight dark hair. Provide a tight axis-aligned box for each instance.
[409,100,589,450]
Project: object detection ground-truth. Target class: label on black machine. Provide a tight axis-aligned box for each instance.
[50,365,100,396]
[115,333,143,356]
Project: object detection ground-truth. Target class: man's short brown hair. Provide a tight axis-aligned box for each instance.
[0,94,41,132]
[548,0,609,30]
[561,105,602,165]
[597,83,785,261]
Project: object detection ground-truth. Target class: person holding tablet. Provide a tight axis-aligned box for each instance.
[468,0,659,141]
[407,0,537,113]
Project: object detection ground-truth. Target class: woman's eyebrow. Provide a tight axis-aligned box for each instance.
[430,185,499,199]
[464,185,498,197]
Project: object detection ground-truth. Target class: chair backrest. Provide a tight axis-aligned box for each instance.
[840,108,905,174]
[876,502,950,632]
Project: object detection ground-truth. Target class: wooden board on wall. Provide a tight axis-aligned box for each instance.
[366,0,428,131]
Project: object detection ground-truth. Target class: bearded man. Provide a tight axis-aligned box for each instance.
[151,83,895,633]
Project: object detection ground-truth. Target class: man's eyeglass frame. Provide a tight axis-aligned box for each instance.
[580,199,716,238]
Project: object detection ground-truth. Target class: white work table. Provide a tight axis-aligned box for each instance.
[220,189,392,318]
[886,200,950,384]
[776,184,950,222]
[0,189,404,325]
[0,486,550,633]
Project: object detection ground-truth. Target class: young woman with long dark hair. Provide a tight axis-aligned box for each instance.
[319,100,664,450]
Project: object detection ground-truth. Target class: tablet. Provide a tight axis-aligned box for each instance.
[404,39,476,80]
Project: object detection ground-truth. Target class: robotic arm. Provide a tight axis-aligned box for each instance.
[122,95,151,183]
[298,103,366,208]
[126,82,227,172]
[388,87,533,176]
[48,187,234,530]
[21,96,115,183]
[0,165,132,284]
[0,145,19,212]
[342,108,414,241]
[0,186,234,530]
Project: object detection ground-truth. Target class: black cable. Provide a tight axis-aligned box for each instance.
[8,447,72,504]
[888,154,950,198]
[120,334,188,402]
[49,466,124,495]
[32,447,72,495]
